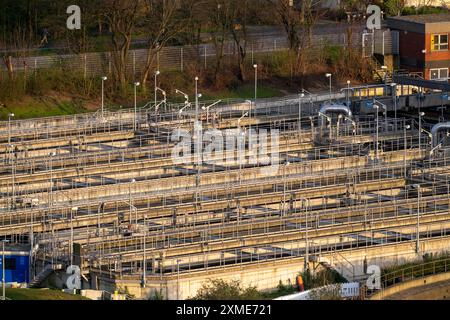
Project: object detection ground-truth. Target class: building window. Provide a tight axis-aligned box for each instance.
[431,34,448,51]
[430,68,449,81]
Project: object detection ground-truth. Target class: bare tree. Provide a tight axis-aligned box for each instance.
[271,0,323,86]
[208,1,231,85]
[140,0,196,88]
[101,0,142,88]
[228,0,250,81]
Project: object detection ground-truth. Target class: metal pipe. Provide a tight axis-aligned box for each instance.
[431,122,450,147]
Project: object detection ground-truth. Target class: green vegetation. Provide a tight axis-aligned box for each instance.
[259,281,297,299]
[5,288,89,300]
[381,251,450,287]
[402,6,449,16]
[0,98,86,120]
[191,279,263,300]
[191,269,348,300]
[301,268,348,291]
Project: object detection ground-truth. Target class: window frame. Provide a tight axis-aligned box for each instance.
[431,33,449,51]
[430,68,449,81]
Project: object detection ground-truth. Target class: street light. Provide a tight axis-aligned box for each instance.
[8,113,14,145]
[134,82,141,131]
[175,89,189,105]
[129,179,136,225]
[404,124,411,176]
[381,66,388,96]
[298,93,305,133]
[154,71,160,110]
[238,112,249,131]
[374,105,380,161]
[391,83,398,128]
[176,259,182,300]
[142,214,147,288]
[101,76,107,118]
[202,100,222,124]
[155,87,167,113]
[49,152,56,208]
[253,64,258,121]
[2,239,10,301]
[299,198,309,271]
[70,207,78,266]
[419,112,425,151]
[346,80,351,105]
[325,73,332,104]
[413,184,421,253]
[7,144,15,210]
[282,161,290,215]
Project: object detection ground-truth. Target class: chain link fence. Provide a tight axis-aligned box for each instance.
[1,33,362,80]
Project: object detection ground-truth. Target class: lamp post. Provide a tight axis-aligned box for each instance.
[381,105,388,132]
[238,112,249,185]
[381,65,388,95]
[195,77,200,124]
[7,113,14,145]
[194,76,203,199]
[2,239,10,301]
[391,83,397,129]
[346,80,351,105]
[419,112,425,151]
[176,259,182,300]
[374,105,379,161]
[129,179,136,225]
[404,125,410,177]
[155,88,167,113]
[101,77,107,118]
[253,64,258,122]
[414,184,421,253]
[154,71,160,110]
[202,100,221,125]
[300,198,309,271]
[299,92,305,133]
[49,152,56,208]
[282,161,290,215]
[325,73,332,104]
[8,144,15,210]
[142,214,147,288]
[70,207,78,266]
[134,82,140,131]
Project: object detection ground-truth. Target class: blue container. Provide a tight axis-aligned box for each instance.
[0,255,30,283]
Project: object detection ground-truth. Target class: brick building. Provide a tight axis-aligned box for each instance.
[387,14,450,81]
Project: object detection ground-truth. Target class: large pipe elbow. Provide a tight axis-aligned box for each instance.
[319,103,353,118]
[431,122,450,147]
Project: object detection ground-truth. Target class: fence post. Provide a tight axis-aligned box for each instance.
[204,45,207,69]
[133,51,136,81]
[251,42,254,65]
[84,54,87,79]
[181,47,184,72]
[157,51,160,71]
[108,52,112,75]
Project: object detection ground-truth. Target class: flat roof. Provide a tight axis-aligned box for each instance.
[388,14,450,24]
[387,14,450,34]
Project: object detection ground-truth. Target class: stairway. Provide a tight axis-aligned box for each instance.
[29,264,63,288]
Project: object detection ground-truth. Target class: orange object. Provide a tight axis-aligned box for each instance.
[296,275,304,292]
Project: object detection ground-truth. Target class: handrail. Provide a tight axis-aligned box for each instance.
[365,257,450,298]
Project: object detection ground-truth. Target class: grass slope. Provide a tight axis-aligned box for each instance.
[5,288,89,300]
